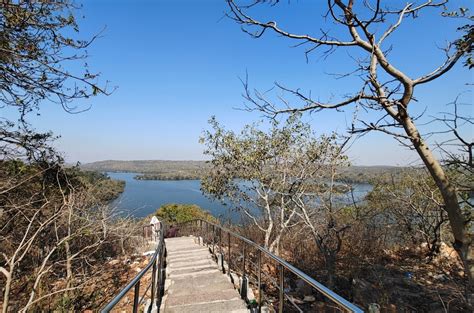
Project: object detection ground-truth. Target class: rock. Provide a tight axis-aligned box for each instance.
[368,303,380,313]
[433,274,447,281]
[312,302,326,310]
[382,304,397,313]
[288,295,304,305]
[295,278,313,295]
[303,295,316,302]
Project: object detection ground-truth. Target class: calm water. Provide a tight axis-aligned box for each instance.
[107,172,373,222]
[108,172,235,220]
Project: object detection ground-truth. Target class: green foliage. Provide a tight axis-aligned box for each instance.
[0,0,105,112]
[66,168,125,202]
[200,113,349,201]
[1,0,109,163]
[155,203,216,225]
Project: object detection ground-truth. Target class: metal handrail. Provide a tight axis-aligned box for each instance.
[180,219,364,313]
[101,221,166,313]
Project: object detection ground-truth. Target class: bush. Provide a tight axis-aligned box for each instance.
[155,203,216,225]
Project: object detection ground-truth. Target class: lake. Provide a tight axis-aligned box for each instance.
[107,172,373,223]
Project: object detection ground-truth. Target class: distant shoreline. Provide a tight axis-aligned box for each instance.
[81,160,413,185]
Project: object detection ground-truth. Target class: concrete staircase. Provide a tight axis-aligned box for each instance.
[160,237,249,313]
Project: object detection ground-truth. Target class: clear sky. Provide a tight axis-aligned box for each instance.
[13,0,473,165]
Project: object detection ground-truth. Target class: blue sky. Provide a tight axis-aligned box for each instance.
[13,0,472,165]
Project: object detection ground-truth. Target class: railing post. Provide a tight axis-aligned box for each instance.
[240,243,247,300]
[227,232,231,277]
[132,280,140,313]
[219,228,222,253]
[149,260,157,313]
[278,264,284,313]
[156,247,161,301]
[257,250,262,313]
[200,219,203,237]
[212,224,215,255]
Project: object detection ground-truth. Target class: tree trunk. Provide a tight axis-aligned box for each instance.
[263,220,273,250]
[1,267,12,313]
[325,253,336,289]
[65,241,73,289]
[401,112,473,286]
[269,232,282,256]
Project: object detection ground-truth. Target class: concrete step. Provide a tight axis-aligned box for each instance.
[167,261,217,273]
[167,249,211,259]
[166,288,242,307]
[164,299,248,313]
[169,273,234,295]
[162,236,249,312]
[168,257,215,268]
[167,247,209,255]
[167,254,214,264]
[168,267,220,279]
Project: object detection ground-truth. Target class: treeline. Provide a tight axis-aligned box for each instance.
[72,169,126,201]
[81,160,208,173]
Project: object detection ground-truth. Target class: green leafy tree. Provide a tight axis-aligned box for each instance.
[155,203,216,225]
[201,114,350,263]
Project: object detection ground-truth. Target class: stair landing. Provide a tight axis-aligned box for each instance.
[161,237,248,313]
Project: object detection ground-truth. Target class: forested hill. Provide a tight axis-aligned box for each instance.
[81,160,208,173]
[80,160,208,180]
[81,160,408,183]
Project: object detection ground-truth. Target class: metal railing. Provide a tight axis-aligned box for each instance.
[178,219,364,313]
[101,221,166,313]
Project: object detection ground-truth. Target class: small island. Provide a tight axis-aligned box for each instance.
[134,172,202,180]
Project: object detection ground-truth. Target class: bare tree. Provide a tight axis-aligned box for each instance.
[0,164,137,311]
[291,134,351,288]
[225,0,473,285]
[367,170,449,258]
